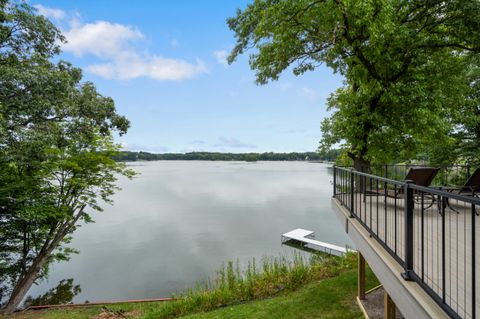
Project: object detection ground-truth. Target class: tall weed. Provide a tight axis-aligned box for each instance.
[144,252,357,319]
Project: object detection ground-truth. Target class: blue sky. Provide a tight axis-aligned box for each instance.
[34,1,343,153]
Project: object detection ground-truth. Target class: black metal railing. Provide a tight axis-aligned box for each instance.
[333,166,480,319]
[357,164,473,187]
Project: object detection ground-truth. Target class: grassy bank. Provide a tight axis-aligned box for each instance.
[6,253,379,319]
[181,269,378,319]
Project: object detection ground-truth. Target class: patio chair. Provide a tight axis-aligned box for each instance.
[402,167,439,188]
[443,167,480,215]
[454,167,480,195]
[365,167,439,198]
[364,167,439,208]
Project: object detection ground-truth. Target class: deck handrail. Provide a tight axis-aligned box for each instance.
[336,164,475,187]
[335,166,480,205]
[333,165,479,319]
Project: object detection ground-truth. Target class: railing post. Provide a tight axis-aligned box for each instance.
[333,166,337,197]
[472,203,476,319]
[402,180,414,281]
[350,168,355,218]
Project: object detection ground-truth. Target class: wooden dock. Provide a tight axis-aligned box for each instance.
[281,228,351,256]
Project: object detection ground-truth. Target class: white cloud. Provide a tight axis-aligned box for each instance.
[34,4,65,20]
[215,137,256,149]
[298,87,318,102]
[63,20,143,57]
[62,20,207,81]
[86,63,116,79]
[121,142,169,153]
[86,53,207,81]
[213,50,228,67]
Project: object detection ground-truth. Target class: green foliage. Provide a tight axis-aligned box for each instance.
[447,56,480,166]
[0,0,133,311]
[228,0,480,167]
[334,150,353,167]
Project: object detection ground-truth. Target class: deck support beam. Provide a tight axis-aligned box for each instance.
[384,289,396,319]
[358,251,366,300]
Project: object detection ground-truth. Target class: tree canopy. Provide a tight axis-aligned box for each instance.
[0,1,133,312]
[228,0,480,168]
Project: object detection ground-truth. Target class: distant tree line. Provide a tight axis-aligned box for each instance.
[112,150,341,162]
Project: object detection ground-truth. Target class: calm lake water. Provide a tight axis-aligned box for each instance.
[29,161,351,303]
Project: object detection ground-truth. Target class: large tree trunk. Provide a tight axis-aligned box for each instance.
[353,157,370,173]
[348,151,370,173]
[3,252,50,313]
[2,209,83,314]
[349,152,371,194]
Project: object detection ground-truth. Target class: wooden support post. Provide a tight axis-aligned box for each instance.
[384,289,396,319]
[358,252,366,300]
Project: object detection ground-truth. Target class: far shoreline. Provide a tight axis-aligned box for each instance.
[113,150,339,163]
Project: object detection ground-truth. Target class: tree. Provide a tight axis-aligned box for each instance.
[227,0,480,169]
[450,56,480,166]
[0,1,133,313]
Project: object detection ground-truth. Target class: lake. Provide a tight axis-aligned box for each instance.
[28,161,351,303]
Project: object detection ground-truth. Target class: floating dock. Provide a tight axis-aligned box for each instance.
[281,228,352,256]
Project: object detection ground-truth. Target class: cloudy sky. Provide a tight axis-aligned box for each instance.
[34,0,343,153]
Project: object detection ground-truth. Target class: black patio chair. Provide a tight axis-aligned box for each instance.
[442,167,480,215]
[364,167,440,208]
[455,167,480,195]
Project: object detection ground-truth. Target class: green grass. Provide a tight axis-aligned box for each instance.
[179,268,378,319]
[5,253,379,319]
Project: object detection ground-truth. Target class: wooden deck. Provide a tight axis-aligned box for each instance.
[349,193,480,319]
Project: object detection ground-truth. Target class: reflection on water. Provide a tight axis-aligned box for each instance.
[28,161,350,303]
[24,279,80,307]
